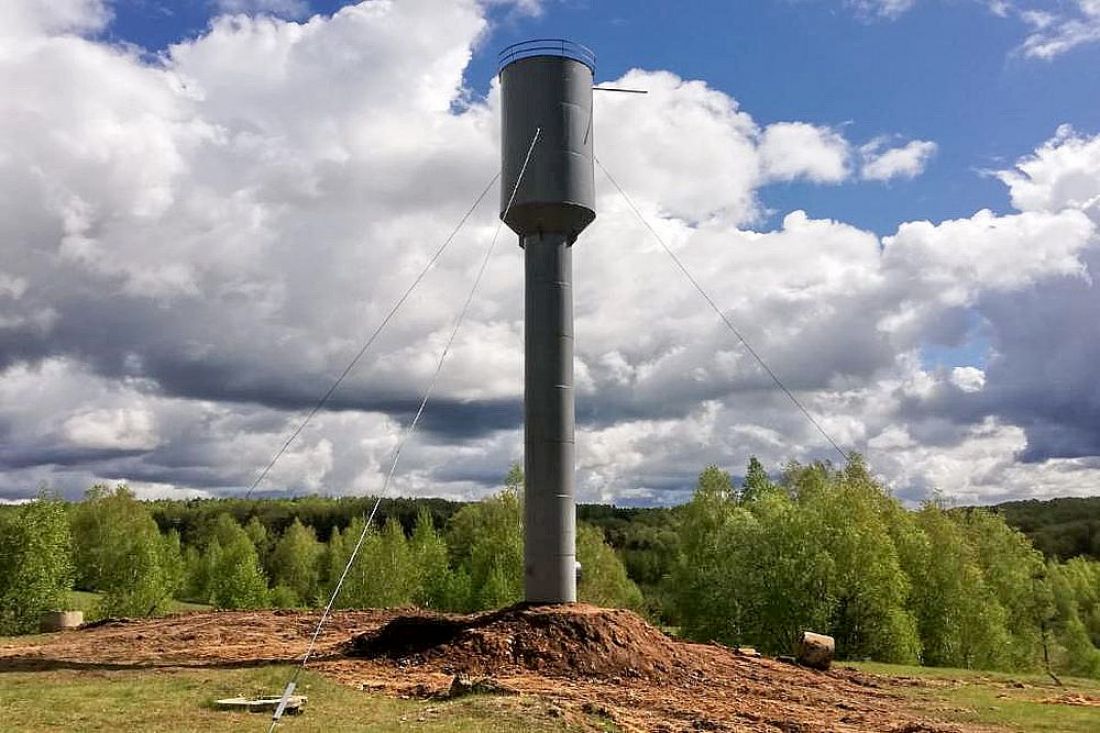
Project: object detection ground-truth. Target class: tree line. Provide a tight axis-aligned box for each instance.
[992,497,1100,561]
[671,457,1100,678]
[0,466,642,635]
[2,458,1100,680]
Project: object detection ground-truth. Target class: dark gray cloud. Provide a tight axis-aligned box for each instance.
[979,256,1100,461]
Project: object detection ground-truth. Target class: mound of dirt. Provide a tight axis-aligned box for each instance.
[347,603,703,680]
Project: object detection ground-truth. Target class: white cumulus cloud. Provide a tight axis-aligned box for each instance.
[951,366,986,393]
[0,0,1099,507]
[0,0,110,37]
[997,124,1100,220]
[860,138,938,181]
[759,122,851,184]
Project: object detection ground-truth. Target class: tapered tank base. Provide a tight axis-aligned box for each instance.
[523,232,576,604]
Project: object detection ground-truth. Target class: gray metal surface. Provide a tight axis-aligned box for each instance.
[500,54,596,241]
[523,232,576,603]
[500,45,596,605]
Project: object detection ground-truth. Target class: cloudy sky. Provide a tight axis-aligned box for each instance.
[2,0,1099,506]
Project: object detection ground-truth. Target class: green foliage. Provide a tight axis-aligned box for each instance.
[149,495,463,547]
[670,456,1079,675]
[269,584,302,608]
[577,504,680,622]
[71,485,183,618]
[182,545,212,603]
[443,466,645,613]
[670,464,752,642]
[243,516,270,563]
[794,459,920,664]
[161,531,186,602]
[328,517,417,609]
[448,486,524,610]
[993,496,1100,561]
[673,463,841,652]
[910,502,1012,669]
[0,495,74,635]
[409,509,463,610]
[268,519,322,607]
[959,508,1048,669]
[1047,558,1100,677]
[696,464,734,499]
[740,455,774,502]
[202,514,270,609]
[576,524,645,610]
[504,462,524,494]
[738,486,837,652]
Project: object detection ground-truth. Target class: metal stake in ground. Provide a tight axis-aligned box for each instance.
[498,39,597,605]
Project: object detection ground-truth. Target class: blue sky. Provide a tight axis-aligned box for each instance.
[484,1,1100,235]
[2,0,1100,505]
[102,0,1100,235]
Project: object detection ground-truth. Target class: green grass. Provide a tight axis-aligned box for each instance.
[66,590,212,622]
[847,662,1100,732]
[0,666,594,732]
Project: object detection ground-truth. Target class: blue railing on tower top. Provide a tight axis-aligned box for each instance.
[497,39,595,73]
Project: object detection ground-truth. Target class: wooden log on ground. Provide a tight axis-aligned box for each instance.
[795,631,834,670]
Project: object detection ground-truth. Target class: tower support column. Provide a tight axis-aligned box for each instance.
[523,232,576,603]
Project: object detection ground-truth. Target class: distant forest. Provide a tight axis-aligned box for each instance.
[990,497,1100,561]
[144,490,1100,567]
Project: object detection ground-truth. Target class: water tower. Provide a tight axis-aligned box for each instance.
[499,39,596,604]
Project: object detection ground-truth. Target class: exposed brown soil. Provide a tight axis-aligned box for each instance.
[1042,692,1100,707]
[0,606,982,732]
[0,609,390,671]
[349,604,703,681]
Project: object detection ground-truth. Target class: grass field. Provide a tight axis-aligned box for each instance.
[847,662,1100,732]
[0,660,1097,731]
[66,590,212,621]
[0,665,602,733]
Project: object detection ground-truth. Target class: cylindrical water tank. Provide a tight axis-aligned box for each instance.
[499,39,596,605]
[499,40,596,241]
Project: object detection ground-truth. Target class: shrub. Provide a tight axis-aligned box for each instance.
[0,495,74,635]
